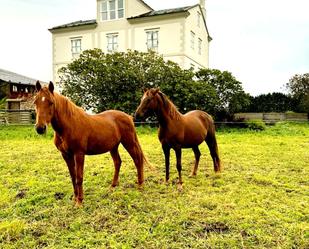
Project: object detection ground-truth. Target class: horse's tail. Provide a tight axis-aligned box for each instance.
[132,130,156,171]
[205,116,222,172]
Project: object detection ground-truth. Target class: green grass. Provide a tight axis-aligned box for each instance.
[0,123,308,248]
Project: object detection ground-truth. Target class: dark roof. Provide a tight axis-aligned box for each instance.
[0,69,39,86]
[128,5,198,19]
[49,19,97,31]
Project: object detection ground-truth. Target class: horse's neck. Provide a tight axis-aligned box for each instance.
[51,94,84,135]
[155,99,181,126]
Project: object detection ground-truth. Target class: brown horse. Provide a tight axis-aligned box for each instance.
[134,88,221,188]
[34,81,144,206]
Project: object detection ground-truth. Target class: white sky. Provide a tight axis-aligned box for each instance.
[0,0,308,95]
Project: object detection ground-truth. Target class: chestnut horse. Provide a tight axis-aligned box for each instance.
[134,88,221,189]
[34,81,144,206]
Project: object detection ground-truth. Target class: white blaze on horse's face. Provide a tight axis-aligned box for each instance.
[34,91,55,135]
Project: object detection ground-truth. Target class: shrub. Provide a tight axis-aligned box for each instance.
[245,119,266,131]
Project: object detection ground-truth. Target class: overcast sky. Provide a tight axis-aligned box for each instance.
[0,0,308,95]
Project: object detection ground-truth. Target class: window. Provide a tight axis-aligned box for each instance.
[107,34,118,52]
[100,0,124,21]
[12,85,18,92]
[197,12,201,28]
[146,30,159,52]
[71,38,82,57]
[118,0,124,18]
[198,38,202,55]
[190,31,195,50]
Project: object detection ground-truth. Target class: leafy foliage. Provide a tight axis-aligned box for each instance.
[59,49,248,119]
[286,73,309,112]
[246,92,295,112]
[245,119,266,131]
[195,68,250,118]
[59,49,190,114]
[0,97,6,109]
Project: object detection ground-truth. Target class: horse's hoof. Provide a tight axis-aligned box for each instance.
[75,201,83,208]
[177,183,183,192]
[189,173,197,178]
[111,181,119,188]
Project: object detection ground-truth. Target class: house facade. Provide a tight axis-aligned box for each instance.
[49,0,211,82]
[0,69,38,110]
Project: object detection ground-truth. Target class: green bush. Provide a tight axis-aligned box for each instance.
[245,119,266,131]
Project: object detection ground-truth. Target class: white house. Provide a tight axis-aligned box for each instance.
[49,0,211,82]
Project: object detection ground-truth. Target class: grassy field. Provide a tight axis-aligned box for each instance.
[0,123,308,248]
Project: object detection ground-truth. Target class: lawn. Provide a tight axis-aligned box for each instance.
[0,123,308,248]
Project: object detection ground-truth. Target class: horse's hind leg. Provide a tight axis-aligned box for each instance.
[121,136,144,186]
[110,146,122,187]
[175,147,183,190]
[205,131,221,172]
[190,146,201,176]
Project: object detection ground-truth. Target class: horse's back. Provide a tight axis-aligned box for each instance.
[184,110,214,128]
[181,110,214,147]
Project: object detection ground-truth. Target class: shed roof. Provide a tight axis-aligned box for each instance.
[0,69,39,86]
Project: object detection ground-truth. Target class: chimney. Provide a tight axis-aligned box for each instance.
[200,0,206,18]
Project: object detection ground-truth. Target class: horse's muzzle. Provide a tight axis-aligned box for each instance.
[35,125,46,135]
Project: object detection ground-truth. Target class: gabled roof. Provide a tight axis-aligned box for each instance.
[138,0,153,11]
[49,19,97,32]
[0,69,39,86]
[128,5,198,19]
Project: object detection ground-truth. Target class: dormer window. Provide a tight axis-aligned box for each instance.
[100,0,124,21]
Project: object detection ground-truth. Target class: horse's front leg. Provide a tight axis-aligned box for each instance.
[175,147,183,190]
[61,152,77,202]
[74,152,85,207]
[162,144,170,184]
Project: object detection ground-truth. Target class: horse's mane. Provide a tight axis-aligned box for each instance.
[53,92,85,118]
[159,92,181,120]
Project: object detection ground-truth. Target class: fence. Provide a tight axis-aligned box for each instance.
[0,110,308,126]
[0,110,35,125]
[234,112,308,124]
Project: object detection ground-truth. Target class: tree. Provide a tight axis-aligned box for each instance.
[286,73,309,112]
[247,92,295,112]
[59,50,247,119]
[195,68,250,119]
[59,49,195,114]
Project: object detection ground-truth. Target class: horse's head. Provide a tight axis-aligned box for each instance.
[134,88,162,120]
[34,81,55,134]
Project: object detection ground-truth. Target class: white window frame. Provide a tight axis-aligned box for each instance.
[198,38,202,55]
[71,38,82,57]
[107,33,119,53]
[100,0,124,21]
[146,29,159,52]
[12,85,18,92]
[190,31,195,50]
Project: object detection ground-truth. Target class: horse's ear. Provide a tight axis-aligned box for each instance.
[36,81,41,91]
[143,87,148,93]
[48,81,54,94]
